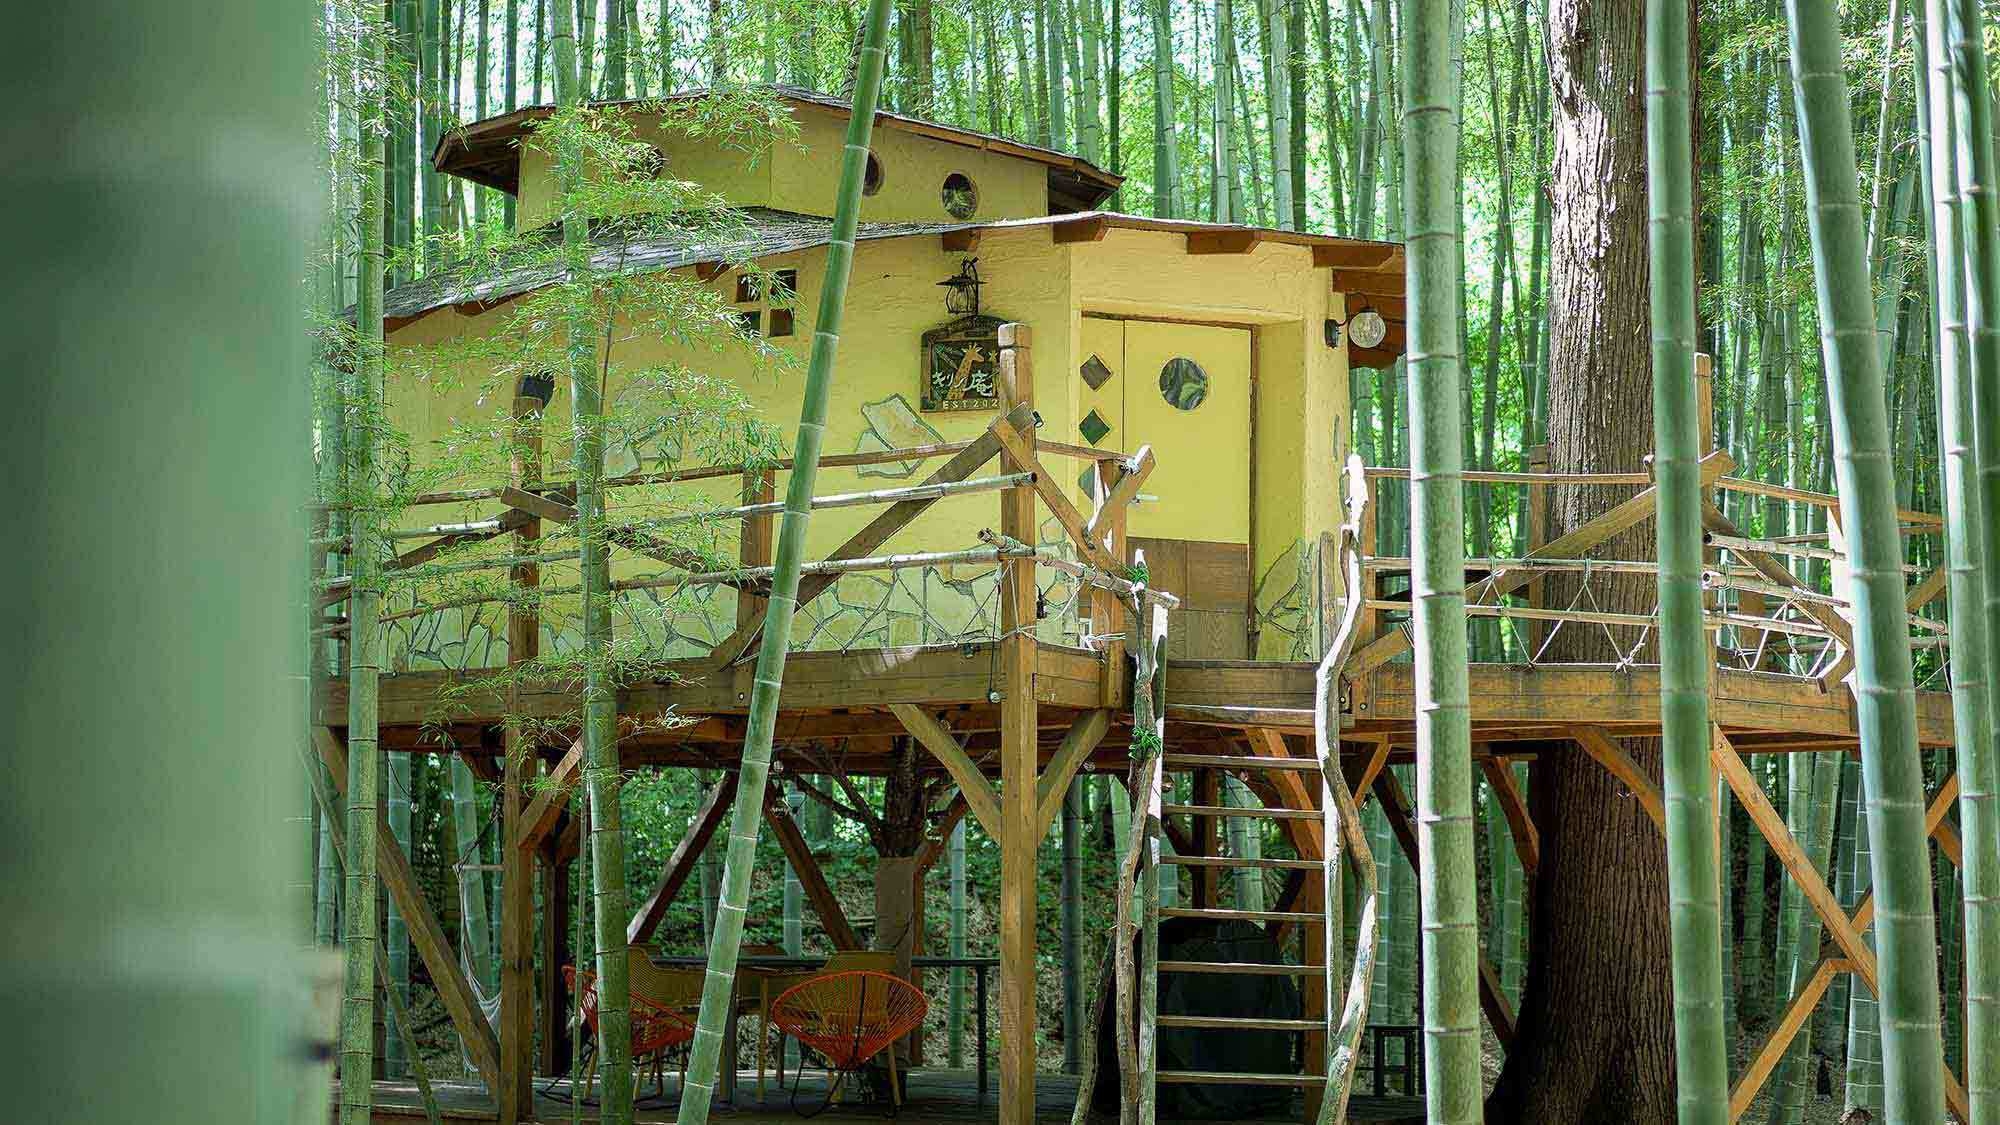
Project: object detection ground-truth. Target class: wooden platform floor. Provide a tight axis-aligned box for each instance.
[353,1074,1426,1123]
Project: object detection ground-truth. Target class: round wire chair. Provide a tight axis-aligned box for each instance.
[769,969,930,1116]
[563,966,699,1100]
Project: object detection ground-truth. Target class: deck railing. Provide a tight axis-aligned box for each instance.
[1348,450,1949,692]
[314,331,1168,684]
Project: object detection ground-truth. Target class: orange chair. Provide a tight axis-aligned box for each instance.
[564,966,698,1099]
[769,970,929,1116]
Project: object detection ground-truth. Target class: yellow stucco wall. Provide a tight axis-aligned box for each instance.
[769,108,1049,224]
[515,118,779,230]
[514,104,1049,230]
[379,223,1353,670]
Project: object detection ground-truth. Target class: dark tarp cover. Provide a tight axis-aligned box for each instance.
[1091,917,1304,1118]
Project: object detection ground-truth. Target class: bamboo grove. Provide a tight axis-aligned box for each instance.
[295,0,2000,1122]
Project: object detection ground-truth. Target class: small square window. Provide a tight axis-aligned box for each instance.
[767,308,796,337]
[772,269,799,304]
[735,275,761,304]
[736,309,762,336]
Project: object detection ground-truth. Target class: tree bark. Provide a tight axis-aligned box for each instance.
[1486,0,1678,1119]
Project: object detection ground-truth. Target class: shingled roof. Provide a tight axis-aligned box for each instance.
[432,84,1125,214]
[378,208,1408,343]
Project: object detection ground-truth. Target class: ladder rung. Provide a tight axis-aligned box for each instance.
[1157,1070,1326,1086]
[1158,1014,1325,1032]
[1164,753,1321,772]
[1163,907,1322,923]
[1158,960,1324,976]
[1164,803,1321,820]
[1163,854,1322,871]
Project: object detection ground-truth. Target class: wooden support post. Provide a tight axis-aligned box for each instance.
[511,739,583,852]
[538,836,571,1077]
[996,323,1041,1125]
[1192,770,1219,907]
[1729,957,1847,1120]
[889,704,1003,836]
[498,392,542,1121]
[315,729,505,1094]
[1033,709,1113,836]
[1479,757,1539,877]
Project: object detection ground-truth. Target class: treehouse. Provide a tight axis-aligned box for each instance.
[318,86,1974,1125]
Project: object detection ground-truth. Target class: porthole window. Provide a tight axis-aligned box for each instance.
[1158,357,1209,411]
[942,172,978,219]
[863,151,884,196]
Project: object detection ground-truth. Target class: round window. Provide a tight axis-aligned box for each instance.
[863,151,884,196]
[1158,357,1209,411]
[942,172,978,219]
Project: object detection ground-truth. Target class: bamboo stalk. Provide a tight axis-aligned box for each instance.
[1401,0,1480,1109]
[338,13,388,1120]
[1787,3,1950,1118]
[675,5,894,1120]
[1939,0,2000,1110]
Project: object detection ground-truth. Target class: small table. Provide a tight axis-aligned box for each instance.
[653,953,1000,1104]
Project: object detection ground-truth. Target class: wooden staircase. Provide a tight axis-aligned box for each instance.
[1149,742,1333,1103]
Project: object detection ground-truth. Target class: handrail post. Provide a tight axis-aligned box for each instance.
[994,323,1041,1125]
[1095,455,1130,706]
[501,390,543,1120]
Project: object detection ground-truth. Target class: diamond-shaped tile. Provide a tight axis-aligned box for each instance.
[1078,466,1100,497]
[1078,408,1112,446]
[1079,354,1114,390]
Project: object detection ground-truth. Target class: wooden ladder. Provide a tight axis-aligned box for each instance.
[1150,746,1332,1101]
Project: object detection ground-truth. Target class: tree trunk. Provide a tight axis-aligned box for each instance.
[1486,0,1678,1118]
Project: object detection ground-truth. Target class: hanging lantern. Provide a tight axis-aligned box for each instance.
[939,258,982,317]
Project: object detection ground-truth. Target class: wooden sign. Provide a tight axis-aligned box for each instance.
[920,314,1005,412]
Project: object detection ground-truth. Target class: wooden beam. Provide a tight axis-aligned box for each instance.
[705,405,1029,667]
[315,728,505,1094]
[1373,769,1516,1045]
[761,787,862,950]
[996,323,1042,1125]
[1570,726,1666,834]
[889,704,1003,837]
[1185,228,1261,255]
[1243,727,1326,855]
[1311,242,1400,269]
[915,794,973,875]
[987,422,1121,572]
[1905,564,1948,613]
[1345,737,1394,811]
[626,771,739,945]
[1053,215,1109,243]
[1083,445,1155,547]
[1479,757,1539,875]
[511,739,583,852]
[1034,709,1114,836]
[1328,269,1405,296]
[941,228,981,253]
[1728,956,1847,1120]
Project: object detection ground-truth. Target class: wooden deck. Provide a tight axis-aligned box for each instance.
[353,1074,1426,1123]
[315,646,1955,774]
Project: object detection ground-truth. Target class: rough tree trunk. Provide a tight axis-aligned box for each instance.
[1486,0,1678,1119]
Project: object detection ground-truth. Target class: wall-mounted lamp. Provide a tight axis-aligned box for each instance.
[1325,306,1389,350]
[939,257,982,317]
